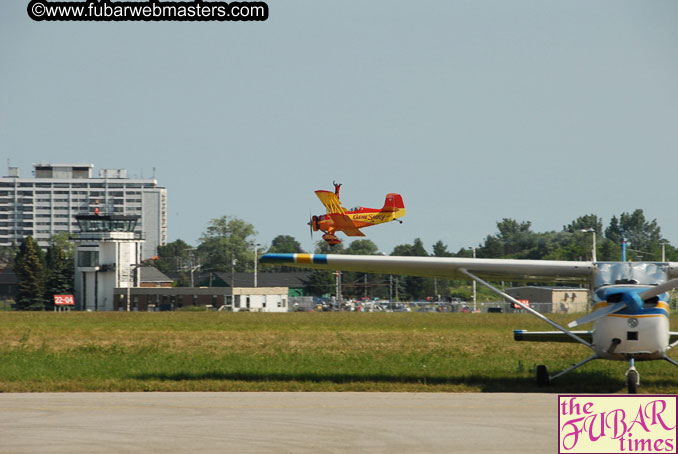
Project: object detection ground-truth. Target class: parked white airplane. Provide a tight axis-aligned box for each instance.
[260,253,678,393]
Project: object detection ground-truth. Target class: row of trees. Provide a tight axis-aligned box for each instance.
[474,211,671,262]
[4,209,670,308]
[150,209,675,301]
[12,234,74,310]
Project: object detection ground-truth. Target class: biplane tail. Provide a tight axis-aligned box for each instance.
[381,193,405,213]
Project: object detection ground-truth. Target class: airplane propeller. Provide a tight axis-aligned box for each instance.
[638,278,678,300]
[568,278,678,328]
[567,302,627,328]
[307,212,314,240]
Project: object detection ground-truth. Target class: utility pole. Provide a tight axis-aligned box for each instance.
[253,243,261,287]
[183,248,200,287]
[660,240,670,262]
[580,228,597,262]
[335,270,342,310]
[469,247,477,310]
[389,275,393,302]
[231,257,237,287]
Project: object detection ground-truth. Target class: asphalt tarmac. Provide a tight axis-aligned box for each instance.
[0,393,556,453]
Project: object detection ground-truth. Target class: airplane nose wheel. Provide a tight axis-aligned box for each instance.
[626,358,639,394]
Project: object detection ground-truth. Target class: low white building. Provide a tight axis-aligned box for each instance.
[113,286,289,312]
[230,287,289,312]
[506,286,589,313]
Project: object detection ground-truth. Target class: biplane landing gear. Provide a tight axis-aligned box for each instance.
[536,365,550,387]
[322,233,342,246]
[626,358,639,394]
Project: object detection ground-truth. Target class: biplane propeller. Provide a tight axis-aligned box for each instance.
[309,182,405,246]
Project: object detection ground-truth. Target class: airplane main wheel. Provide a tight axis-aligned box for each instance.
[627,370,639,394]
[536,365,550,387]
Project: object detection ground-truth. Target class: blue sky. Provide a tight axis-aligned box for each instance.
[2,1,677,254]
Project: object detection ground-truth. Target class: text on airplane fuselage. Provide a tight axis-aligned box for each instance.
[350,213,389,221]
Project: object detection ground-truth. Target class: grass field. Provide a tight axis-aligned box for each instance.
[1,312,678,393]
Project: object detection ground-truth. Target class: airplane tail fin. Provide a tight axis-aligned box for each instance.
[381,193,405,213]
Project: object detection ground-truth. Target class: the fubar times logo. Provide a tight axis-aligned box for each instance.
[559,395,677,453]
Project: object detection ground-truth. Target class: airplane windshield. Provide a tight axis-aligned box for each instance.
[594,262,668,288]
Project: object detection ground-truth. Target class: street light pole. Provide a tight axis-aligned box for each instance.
[581,228,597,262]
[126,264,139,312]
[468,247,477,310]
[231,257,237,288]
[660,240,670,262]
[254,243,261,287]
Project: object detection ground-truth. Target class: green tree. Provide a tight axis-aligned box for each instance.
[307,240,345,298]
[343,240,383,299]
[560,215,604,261]
[314,240,345,254]
[155,239,193,274]
[307,269,336,298]
[49,232,75,262]
[432,240,452,258]
[345,239,379,255]
[392,237,428,257]
[44,241,73,310]
[14,236,46,310]
[563,214,603,235]
[604,209,663,261]
[0,244,18,266]
[478,219,534,258]
[261,235,306,273]
[431,241,453,300]
[197,216,258,272]
[268,235,304,254]
[390,238,432,300]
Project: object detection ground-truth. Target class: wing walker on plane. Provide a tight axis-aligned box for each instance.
[261,251,678,393]
[309,182,405,246]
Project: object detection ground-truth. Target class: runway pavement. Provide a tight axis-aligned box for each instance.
[0,393,557,453]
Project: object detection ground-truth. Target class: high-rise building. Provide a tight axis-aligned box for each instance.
[0,163,167,259]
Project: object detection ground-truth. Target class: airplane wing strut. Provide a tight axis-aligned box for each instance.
[458,268,593,349]
[668,333,678,351]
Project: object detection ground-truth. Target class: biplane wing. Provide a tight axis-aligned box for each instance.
[328,213,366,236]
[315,190,346,215]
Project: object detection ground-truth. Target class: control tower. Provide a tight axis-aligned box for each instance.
[73,213,143,311]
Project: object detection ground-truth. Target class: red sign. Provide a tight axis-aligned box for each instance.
[512,299,530,309]
[54,295,75,306]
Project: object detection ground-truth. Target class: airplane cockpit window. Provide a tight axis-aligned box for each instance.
[594,262,668,288]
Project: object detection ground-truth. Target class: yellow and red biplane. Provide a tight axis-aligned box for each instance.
[309,182,406,246]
